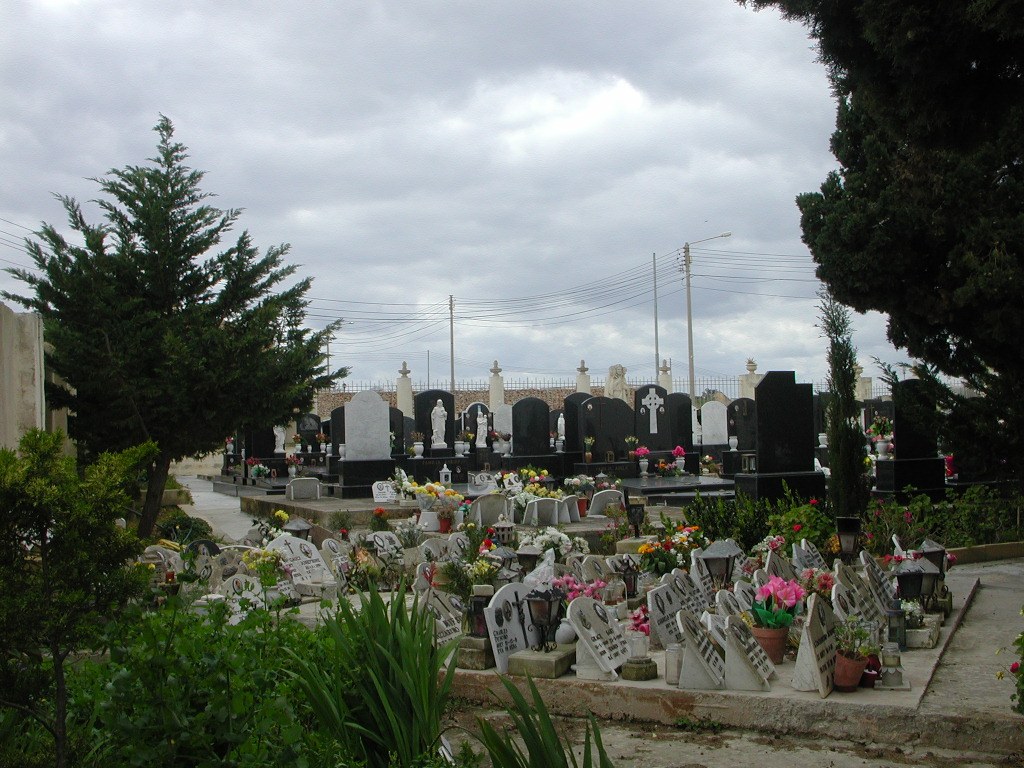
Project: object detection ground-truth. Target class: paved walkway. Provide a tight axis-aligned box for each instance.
[175,475,1024,762]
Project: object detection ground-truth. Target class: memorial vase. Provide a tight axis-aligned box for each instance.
[438,518,452,534]
[288,466,297,478]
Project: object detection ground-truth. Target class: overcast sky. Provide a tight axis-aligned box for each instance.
[0,1,903,392]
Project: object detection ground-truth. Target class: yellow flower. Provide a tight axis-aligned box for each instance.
[274,510,289,523]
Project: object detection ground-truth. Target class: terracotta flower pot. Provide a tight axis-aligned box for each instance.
[751,625,789,665]
[577,498,588,518]
[834,651,869,692]
[438,518,452,534]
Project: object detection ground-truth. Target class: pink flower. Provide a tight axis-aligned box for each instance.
[672,445,686,458]
[1011,662,1020,674]
[947,553,957,566]
[816,573,835,592]
[635,446,650,458]
[756,584,773,602]
[903,510,913,524]
[792,524,802,533]
[809,498,819,506]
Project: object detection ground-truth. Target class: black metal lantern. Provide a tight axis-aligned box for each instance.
[626,497,646,538]
[282,516,313,541]
[886,597,907,651]
[835,516,862,563]
[917,538,948,576]
[616,557,640,599]
[916,557,941,611]
[525,587,564,652]
[700,539,744,590]
[893,559,924,601]
[468,585,493,638]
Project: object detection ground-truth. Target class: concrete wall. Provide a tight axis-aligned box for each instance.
[0,301,46,450]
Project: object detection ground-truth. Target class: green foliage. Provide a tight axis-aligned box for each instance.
[766,495,834,554]
[288,582,457,768]
[476,676,615,768]
[673,717,724,733]
[834,616,878,660]
[73,599,316,767]
[683,493,771,552]
[3,116,344,537]
[0,429,153,768]
[819,291,871,517]
[156,509,213,545]
[329,510,353,532]
[1012,608,1024,716]
[737,0,1024,490]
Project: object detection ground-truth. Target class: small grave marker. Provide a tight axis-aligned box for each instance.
[567,597,630,675]
[676,610,725,690]
[647,582,684,647]
[485,583,533,673]
[791,593,836,698]
[723,616,772,691]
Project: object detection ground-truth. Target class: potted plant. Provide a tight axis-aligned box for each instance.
[435,500,456,533]
[292,433,302,447]
[370,506,390,532]
[834,616,878,691]
[410,432,425,459]
[749,575,806,663]
[284,453,301,477]
[635,445,651,474]
[624,435,639,460]
[583,436,595,463]
[315,431,328,451]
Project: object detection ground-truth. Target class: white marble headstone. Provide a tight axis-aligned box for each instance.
[689,549,714,602]
[647,582,685,647]
[715,589,742,618]
[700,610,729,649]
[345,390,392,460]
[699,401,729,445]
[567,597,630,674]
[676,610,725,689]
[733,580,758,611]
[835,561,884,627]
[765,550,797,582]
[266,534,333,587]
[791,593,836,698]
[485,583,534,673]
[800,539,829,570]
[427,590,464,647]
[860,550,896,605]
[723,616,774,690]
[372,481,398,503]
[669,569,707,617]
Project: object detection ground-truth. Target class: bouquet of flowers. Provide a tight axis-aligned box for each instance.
[628,604,650,636]
[518,466,550,484]
[652,459,682,477]
[752,575,806,628]
[563,474,595,494]
[798,567,836,600]
[251,509,290,546]
[249,463,270,478]
[551,574,606,604]
[635,446,651,458]
[517,527,589,560]
[637,523,709,575]
[392,468,416,498]
[867,415,894,440]
[672,445,686,459]
[284,454,301,466]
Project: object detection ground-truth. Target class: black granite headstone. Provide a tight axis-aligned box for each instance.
[563,392,591,453]
[664,393,694,452]
[633,384,670,451]
[755,371,814,474]
[330,406,346,448]
[297,413,321,447]
[413,389,456,447]
[892,380,938,459]
[580,396,635,459]
[512,397,551,456]
[245,427,277,461]
[388,408,405,454]
[727,397,757,451]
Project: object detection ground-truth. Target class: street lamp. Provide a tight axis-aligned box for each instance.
[683,232,732,399]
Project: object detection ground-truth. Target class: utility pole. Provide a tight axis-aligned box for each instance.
[683,232,731,399]
[449,294,456,395]
[653,253,660,377]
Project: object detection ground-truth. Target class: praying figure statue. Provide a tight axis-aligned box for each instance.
[476,406,488,449]
[431,399,447,447]
[557,413,566,440]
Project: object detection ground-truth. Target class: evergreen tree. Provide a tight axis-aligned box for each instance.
[738,1,1024,482]
[4,117,343,536]
[819,291,870,518]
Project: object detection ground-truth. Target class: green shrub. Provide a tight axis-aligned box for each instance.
[683,493,771,552]
[156,509,213,545]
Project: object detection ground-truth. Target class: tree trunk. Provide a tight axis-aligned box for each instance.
[137,453,172,539]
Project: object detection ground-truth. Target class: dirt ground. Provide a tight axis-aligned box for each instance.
[445,704,1024,768]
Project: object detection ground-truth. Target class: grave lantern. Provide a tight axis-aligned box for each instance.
[893,559,924,601]
[835,516,862,563]
[915,557,941,611]
[282,516,313,541]
[700,539,744,590]
[525,587,564,652]
[515,545,542,575]
[468,585,493,638]
[917,538,948,576]
[615,557,640,599]
[879,641,904,688]
[438,464,452,486]
[626,497,646,538]
[886,598,907,651]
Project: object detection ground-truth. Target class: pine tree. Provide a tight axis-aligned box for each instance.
[4,117,342,536]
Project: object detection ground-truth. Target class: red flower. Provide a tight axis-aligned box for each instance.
[1011,662,1020,674]
[373,507,387,517]
[792,524,802,533]
[487,527,496,535]
[809,498,819,506]
[662,540,673,551]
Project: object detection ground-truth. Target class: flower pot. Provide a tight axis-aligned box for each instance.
[875,438,892,458]
[438,518,452,534]
[288,465,297,478]
[412,442,424,458]
[638,458,649,474]
[834,651,869,692]
[555,617,577,644]
[555,439,564,453]
[584,451,593,463]
[729,435,739,451]
[751,626,789,665]
[577,498,588,518]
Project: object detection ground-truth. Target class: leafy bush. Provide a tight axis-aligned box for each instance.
[157,509,213,545]
[766,495,834,554]
[289,581,457,768]
[683,493,771,552]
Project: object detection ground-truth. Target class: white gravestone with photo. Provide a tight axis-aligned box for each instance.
[733,580,758,611]
[670,569,708,618]
[835,561,884,628]
[859,551,896,609]
[676,610,726,690]
[647,582,685,647]
[372,481,398,503]
[567,597,630,680]
[485,583,534,674]
[266,534,337,598]
[799,539,829,570]
[427,590,464,647]
[724,616,774,691]
[700,610,728,650]
[765,549,797,582]
[320,538,352,587]
[715,589,743,618]
[791,593,837,698]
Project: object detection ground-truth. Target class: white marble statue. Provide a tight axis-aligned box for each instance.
[476,406,488,449]
[557,413,566,440]
[431,399,447,447]
[605,363,631,403]
[273,425,286,454]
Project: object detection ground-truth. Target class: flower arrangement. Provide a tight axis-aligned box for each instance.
[798,567,836,600]
[284,454,301,466]
[251,509,290,546]
[635,446,651,458]
[672,445,686,458]
[517,526,589,560]
[563,474,595,493]
[867,415,894,439]
[460,430,475,442]
[700,454,717,471]
[628,604,650,636]
[594,476,622,491]
[247,459,270,478]
[638,518,709,575]
[624,436,639,448]
[583,436,596,449]
[315,432,328,443]
[882,551,923,567]
[370,506,390,532]
[225,436,234,446]
[242,548,287,588]
[488,429,511,441]
[392,468,416,498]
[551,574,606,604]
[518,466,550,484]
[652,459,682,477]
[394,520,424,548]
[767,496,834,554]
[410,431,425,443]
[751,575,806,628]
[292,433,302,444]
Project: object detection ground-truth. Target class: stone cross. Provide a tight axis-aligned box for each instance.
[641,387,664,434]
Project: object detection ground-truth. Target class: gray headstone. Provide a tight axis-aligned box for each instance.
[567,597,630,674]
[647,582,685,647]
[765,549,797,582]
[676,610,726,689]
[345,390,392,460]
[492,403,513,438]
[485,583,535,673]
[724,615,774,690]
[733,580,758,611]
[699,401,728,446]
[670,569,708,617]
[790,593,836,698]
